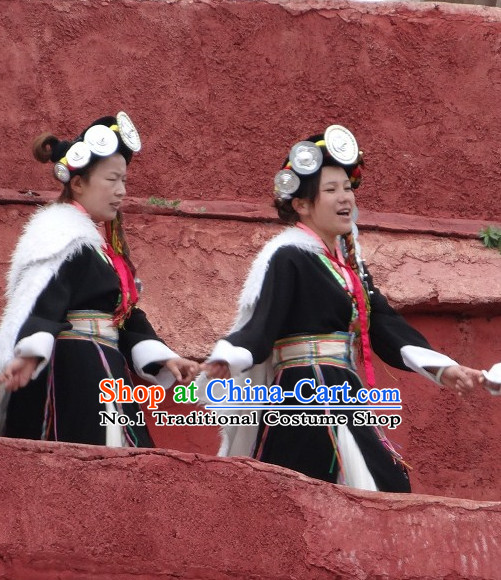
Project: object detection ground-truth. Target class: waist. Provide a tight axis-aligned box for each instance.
[272,332,356,373]
[58,310,118,349]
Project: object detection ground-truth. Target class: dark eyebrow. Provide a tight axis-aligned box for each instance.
[322,180,351,187]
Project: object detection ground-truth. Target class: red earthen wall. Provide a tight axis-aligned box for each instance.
[1,0,501,576]
[0,438,500,580]
[1,0,501,220]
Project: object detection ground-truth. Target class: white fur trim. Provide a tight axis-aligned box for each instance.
[400,345,458,385]
[0,204,103,373]
[206,339,253,375]
[105,401,128,447]
[336,425,378,491]
[131,339,179,388]
[14,332,55,379]
[195,356,274,457]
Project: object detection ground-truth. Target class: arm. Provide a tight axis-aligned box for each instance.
[0,257,78,389]
[206,247,298,376]
[366,268,477,390]
[119,307,198,387]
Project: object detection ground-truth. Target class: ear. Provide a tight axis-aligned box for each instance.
[70,175,83,199]
[292,197,311,218]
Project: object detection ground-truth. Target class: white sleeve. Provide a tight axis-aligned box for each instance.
[131,340,180,389]
[482,363,501,395]
[206,339,253,375]
[14,332,55,379]
[400,345,458,385]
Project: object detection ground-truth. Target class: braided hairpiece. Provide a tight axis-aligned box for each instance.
[342,229,371,317]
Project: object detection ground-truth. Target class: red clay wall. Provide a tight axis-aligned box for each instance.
[1,0,501,220]
[1,0,501,576]
[0,438,499,580]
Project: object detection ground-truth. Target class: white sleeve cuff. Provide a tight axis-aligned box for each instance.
[400,345,458,385]
[482,363,501,395]
[206,339,253,375]
[14,332,55,379]
[482,363,501,383]
[146,366,177,390]
[131,340,180,385]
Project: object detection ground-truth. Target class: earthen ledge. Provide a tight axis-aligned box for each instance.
[0,437,500,578]
[0,189,498,238]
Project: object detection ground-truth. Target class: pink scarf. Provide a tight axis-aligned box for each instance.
[296,223,376,387]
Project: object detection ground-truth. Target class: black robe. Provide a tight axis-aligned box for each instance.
[4,246,159,447]
[225,245,433,492]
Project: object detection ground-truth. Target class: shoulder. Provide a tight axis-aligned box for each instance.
[238,227,322,310]
[269,244,317,266]
[260,227,322,257]
[12,203,103,268]
[251,227,322,274]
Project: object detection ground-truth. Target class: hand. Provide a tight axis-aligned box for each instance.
[165,357,200,384]
[0,357,39,392]
[479,375,501,395]
[439,365,481,396]
[479,363,501,395]
[482,380,501,395]
[202,361,231,380]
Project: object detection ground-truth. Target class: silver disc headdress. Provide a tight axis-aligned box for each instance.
[53,111,141,183]
[274,124,361,200]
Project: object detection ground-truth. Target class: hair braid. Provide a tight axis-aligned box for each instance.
[342,231,371,316]
[105,211,136,276]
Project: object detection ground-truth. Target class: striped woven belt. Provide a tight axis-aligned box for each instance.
[272,332,356,374]
[58,310,119,350]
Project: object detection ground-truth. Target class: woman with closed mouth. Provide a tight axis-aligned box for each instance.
[0,112,199,447]
[201,125,481,492]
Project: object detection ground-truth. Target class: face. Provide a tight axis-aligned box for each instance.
[294,165,355,243]
[71,154,127,222]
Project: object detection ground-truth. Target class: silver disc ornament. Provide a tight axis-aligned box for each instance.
[54,162,71,183]
[84,124,119,156]
[65,141,92,169]
[289,141,323,175]
[116,111,141,152]
[324,125,359,166]
[274,169,300,199]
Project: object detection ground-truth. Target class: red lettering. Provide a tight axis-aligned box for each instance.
[133,385,148,404]
[116,378,133,403]
[147,385,166,410]
[99,379,116,403]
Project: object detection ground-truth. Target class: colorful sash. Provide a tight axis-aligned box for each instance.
[272,332,356,374]
[41,310,138,447]
[295,223,376,387]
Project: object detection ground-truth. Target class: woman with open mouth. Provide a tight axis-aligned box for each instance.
[0,112,199,447]
[201,125,481,492]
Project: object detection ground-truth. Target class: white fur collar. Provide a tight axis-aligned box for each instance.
[230,227,322,332]
[0,203,103,371]
[7,203,103,297]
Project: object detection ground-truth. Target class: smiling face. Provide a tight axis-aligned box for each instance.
[293,165,355,248]
[70,153,127,223]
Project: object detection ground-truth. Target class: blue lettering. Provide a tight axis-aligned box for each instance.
[206,379,227,403]
[294,379,315,404]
